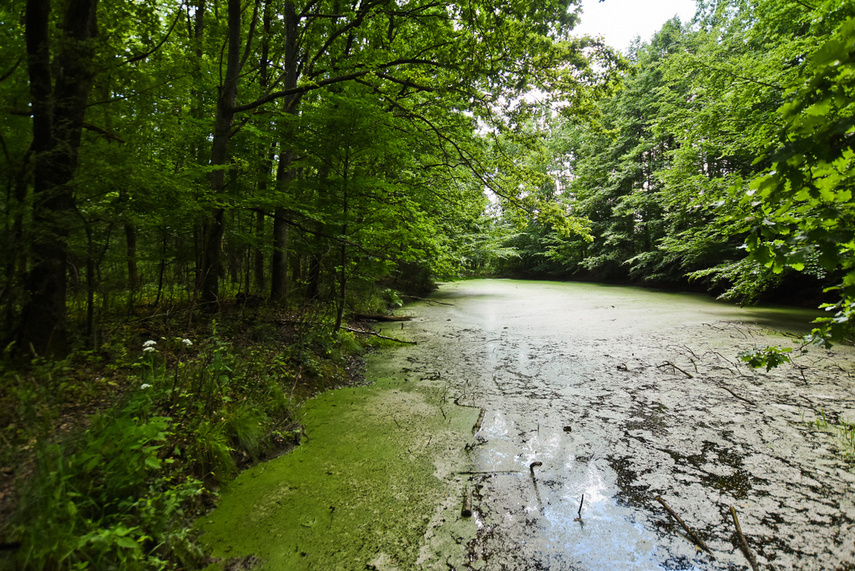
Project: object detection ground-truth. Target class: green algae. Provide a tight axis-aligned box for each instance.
[197,374,479,570]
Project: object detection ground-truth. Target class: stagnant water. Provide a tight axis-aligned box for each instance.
[198,280,855,570]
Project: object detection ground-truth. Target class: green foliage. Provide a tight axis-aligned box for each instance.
[804,408,855,459]
[484,0,855,318]
[742,16,855,340]
[737,345,793,371]
[5,313,370,569]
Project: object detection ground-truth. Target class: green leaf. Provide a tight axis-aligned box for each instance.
[114,536,139,550]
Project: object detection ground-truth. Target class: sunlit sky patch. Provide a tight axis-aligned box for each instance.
[573,0,698,52]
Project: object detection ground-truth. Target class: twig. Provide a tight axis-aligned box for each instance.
[343,326,416,344]
[657,361,695,379]
[529,462,543,509]
[453,394,478,408]
[655,496,712,554]
[472,408,486,434]
[574,493,585,522]
[730,506,760,570]
[716,383,756,406]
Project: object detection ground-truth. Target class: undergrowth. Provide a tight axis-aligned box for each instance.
[807,408,855,460]
[0,304,377,570]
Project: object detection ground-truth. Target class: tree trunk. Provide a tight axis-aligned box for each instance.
[254,210,266,293]
[253,1,271,296]
[125,222,138,307]
[199,0,243,306]
[270,0,300,303]
[334,153,349,332]
[20,0,99,356]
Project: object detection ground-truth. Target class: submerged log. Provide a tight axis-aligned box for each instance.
[354,313,413,322]
[461,485,473,518]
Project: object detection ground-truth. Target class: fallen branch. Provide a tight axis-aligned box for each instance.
[529,462,543,510]
[404,295,454,306]
[343,326,416,344]
[730,506,760,571]
[472,408,486,434]
[574,493,585,522]
[716,383,756,406]
[657,361,694,379]
[655,496,712,554]
[354,313,413,322]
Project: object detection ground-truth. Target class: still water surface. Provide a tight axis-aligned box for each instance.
[201,280,855,570]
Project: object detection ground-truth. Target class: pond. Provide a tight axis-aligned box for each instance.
[198,279,855,570]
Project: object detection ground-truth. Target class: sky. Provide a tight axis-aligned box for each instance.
[572,0,698,52]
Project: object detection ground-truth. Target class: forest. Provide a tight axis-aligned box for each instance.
[0,0,853,568]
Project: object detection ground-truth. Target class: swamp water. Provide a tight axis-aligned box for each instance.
[198,279,855,570]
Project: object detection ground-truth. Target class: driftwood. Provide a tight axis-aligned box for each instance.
[655,496,712,554]
[730,506,760,571]
[343,327,416,344]
[354,313,413,322]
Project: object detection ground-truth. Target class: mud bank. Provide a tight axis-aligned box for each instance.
[199,279,855,570]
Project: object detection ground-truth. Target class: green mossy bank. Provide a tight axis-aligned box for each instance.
[197,368,479,570]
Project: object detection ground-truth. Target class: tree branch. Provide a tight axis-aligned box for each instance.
[82,122,126,143]
[123,2,184,65]
[232,59,440,113]
[0,57,22,83]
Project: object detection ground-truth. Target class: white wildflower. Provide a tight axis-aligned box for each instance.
[140,383,152,390]
[182,338,193,347]
[143,346,157,353]
[143,340,157,347]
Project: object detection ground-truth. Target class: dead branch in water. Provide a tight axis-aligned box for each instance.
[730,505,760,571]
[404,295,454,306]
[716,383,757,406]
[655,496,712,555]
[657,361,695,379]
[461,485,473,518]
[343,326,416,344]
[354,313,413,322]
[472,408,486,433]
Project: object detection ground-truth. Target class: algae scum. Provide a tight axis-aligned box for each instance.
[199,280,855,570]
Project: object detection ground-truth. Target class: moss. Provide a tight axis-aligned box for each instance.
[197,377,478,570]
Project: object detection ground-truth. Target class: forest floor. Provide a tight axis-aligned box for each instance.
[198,279,855,570]
[0,302,375,563]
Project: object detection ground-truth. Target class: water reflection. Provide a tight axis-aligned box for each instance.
[541,461,662,570]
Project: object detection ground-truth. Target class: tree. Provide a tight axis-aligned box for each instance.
[19,0,99,355]
[744,16,855,339]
